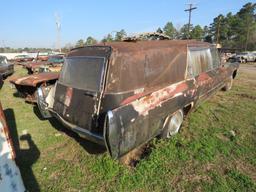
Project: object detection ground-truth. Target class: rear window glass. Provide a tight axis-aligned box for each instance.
[59,57,105,91]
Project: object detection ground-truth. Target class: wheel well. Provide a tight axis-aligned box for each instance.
[232,70,237,79]
[183,103,193,116]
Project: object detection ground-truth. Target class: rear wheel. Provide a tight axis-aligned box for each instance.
[161,109,184,139]
[222,76,233,91]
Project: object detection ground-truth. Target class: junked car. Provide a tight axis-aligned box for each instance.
[14,55,34,63]
[10,55,64,103]
[37,40,239,159]
[25,54,64,74]
[0,56,14,78]
[0,74,25,191]
[234,52,256,63]
[10,72,59,103]
[37,52,50,61]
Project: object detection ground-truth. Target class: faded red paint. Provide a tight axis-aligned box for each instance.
[64,87,73,106]
[121,92,147,106]
[0,102,15,159]
[10,72,59,87]
[130,81,188,116]
[197,73,213,86]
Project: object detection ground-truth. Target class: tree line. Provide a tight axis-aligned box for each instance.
[71,2,255,51]
[1,2,255,53]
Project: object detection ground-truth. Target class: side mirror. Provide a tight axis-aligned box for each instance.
[0,75,3,90]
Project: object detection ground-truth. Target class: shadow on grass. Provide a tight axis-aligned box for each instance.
[33,106,106,155]
[4,108,40,192]
[49,118,106,155]
[12,91,26,100]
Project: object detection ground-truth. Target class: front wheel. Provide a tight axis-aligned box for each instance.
[161,109,184,139]
[222,76,233,91]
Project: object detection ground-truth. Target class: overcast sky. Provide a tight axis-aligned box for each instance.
[0,0,252,48]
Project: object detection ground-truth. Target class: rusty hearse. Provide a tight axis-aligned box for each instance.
[37,40,239,159]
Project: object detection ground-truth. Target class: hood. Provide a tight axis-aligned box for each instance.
[10,72,59,87]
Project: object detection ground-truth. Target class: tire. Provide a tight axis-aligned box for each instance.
[161,109,184,139]
[222,76,233,91]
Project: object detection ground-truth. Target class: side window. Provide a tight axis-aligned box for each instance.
[187,47,213,78]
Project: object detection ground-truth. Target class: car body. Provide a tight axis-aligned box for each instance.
[0,56,14,78]
[14,55,34,63]
[0,75,26,191]
[37,40,239,159]
[234,52,256,63]
[25,54,64,74]
[37,52,50,61]
[10,72,59,103]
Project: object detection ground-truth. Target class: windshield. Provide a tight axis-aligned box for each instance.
[59,57,105,91]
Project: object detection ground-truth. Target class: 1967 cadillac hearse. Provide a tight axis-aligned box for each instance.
[37,40,239,159]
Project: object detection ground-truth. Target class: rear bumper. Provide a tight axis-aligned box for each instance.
[50,110,105,145]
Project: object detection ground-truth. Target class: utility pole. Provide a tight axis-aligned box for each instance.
[185,4,197,39]
[55,13,61,53]
[216,16,222,45]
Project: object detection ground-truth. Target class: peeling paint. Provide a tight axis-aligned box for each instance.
[0,103,25,192]
[131,81,188,116]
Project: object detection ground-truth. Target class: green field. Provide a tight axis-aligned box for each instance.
[1,64,256,192]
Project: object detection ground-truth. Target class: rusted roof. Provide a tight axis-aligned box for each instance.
[103,40,209,52]
[69,40,210,55]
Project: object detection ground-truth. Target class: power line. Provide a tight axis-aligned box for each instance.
[184,4,197,39]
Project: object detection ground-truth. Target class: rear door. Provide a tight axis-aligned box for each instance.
[53,56,107,132]
[187,46,220,101]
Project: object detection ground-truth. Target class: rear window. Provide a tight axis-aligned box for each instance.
[59,56,105,91]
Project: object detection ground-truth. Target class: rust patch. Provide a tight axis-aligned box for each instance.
[0,103,15,159]
[197,72,213,86]
[64,87,73,107]
[10,72,59,87]
[131,81,188,116]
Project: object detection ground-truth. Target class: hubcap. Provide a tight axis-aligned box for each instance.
[167,110,183,138]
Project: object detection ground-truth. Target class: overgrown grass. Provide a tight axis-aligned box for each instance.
[0,65,256,192]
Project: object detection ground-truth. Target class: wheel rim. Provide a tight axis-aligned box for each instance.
[227,77,233,90]
[167,110,183,138]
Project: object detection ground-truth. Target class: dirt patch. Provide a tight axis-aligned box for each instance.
[234,160,256,182]
[119,143,153,167]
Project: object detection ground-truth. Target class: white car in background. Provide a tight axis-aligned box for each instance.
[235,52,256,63]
